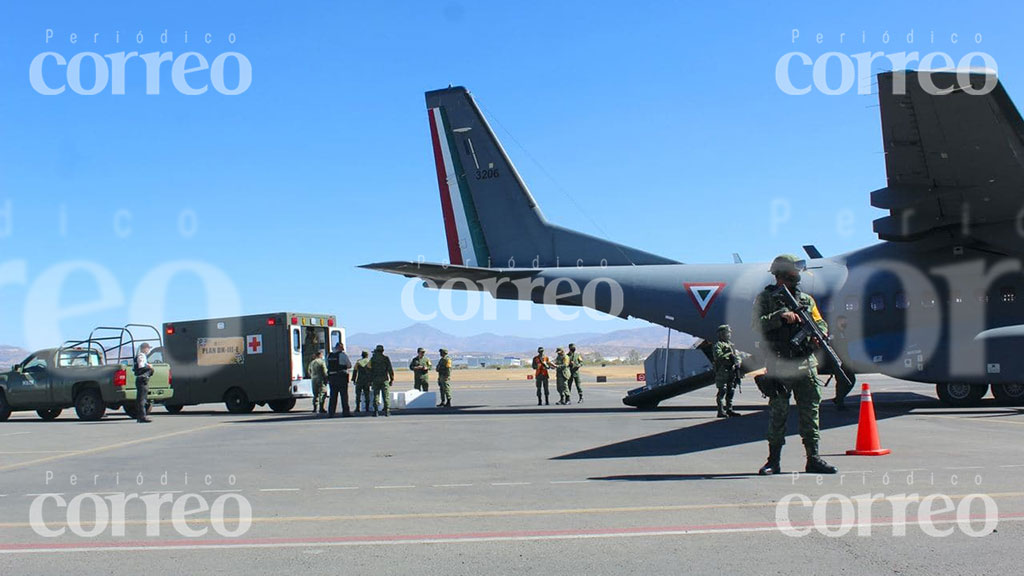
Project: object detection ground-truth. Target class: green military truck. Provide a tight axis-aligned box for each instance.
[0,325,172,421]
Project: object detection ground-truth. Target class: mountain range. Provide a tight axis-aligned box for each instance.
[0,346,28,369]
[346,323,697,359]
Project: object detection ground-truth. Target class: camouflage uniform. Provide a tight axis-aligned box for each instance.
[712,325,740,417]
[308,354,328,414]
[532,348,551,406]
[353,353,372,413]
[753,254,837,475]
[554,349,571,405]
[369,346,394,416]
[830,321,856,410]
[436,349,452,407]
[568,345,584,403]
[409,350,432,392]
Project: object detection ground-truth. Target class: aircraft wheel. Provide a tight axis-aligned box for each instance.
[268,398,296,413]
[991,383,1024,406]
[224,388,256,414]
[74,389,106,421]
[935,383,988,406]
[36,408,62,421]
[164,404,184,414]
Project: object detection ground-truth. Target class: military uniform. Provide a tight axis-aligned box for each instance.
[436,349,452,407]
[712,325,741,418]
[554,349,571,405]
[327,347,352,417]
[369,346,394,416]
[308,354,329,414]
[353,353,372,413]
[532,348,551,406]
[754,254,837,476]
[568,345,584,403]
[409,350,432,392]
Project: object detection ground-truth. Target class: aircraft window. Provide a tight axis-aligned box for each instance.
[1001,287,1016,303]
[895,292,910,309]
[844,296,858,311]
[951,292,964,304]
[869,293,885,312]
[921,293,937,308]
[977,291,989,304]
[292,329,301,353]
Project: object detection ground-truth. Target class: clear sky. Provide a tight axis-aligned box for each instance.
[1,0,1021,348]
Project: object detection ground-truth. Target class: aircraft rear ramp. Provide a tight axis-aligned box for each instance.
[622,347,717,409]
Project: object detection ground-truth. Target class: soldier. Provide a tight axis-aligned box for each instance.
[409,348,432,392]
[352,350,372,414]
[830,315,856,411]
[302,327,322,378]
[554,347,571,405]
[308,350,329,415]
[368,345,394,417]
[712,325,741,418]
[753,254,838,476]
[567,343,584,403]
[133,343,154,423]
[326,342,352,418]
[436,348,453,407]
[531,346,552,406]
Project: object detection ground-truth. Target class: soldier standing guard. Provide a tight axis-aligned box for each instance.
[567,343,584,403]
[409,348,432,392]
[353,350,372,414]
[369,345,394,417]
[326,342,352,418]
[712,325,741,418]
[554,347,571,405]
[754,254,838,476]
[308,350,329,415]
[436,348,453,407]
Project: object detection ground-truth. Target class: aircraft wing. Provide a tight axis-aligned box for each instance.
[871,70,1024,243]
[360,261,541,284]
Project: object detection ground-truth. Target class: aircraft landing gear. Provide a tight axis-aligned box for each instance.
[935,382,988,407]
[991,383,1024,406]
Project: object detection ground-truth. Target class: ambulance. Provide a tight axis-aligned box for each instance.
[155,313,344,414]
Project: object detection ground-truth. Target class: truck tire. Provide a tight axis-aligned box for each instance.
[991,383,1024,406]
[224,388,255,414]
[0,391,11,421]
[74,389,106,421]
[935,383,988,407]
[268,398,296,413]
[164,404,184,414]
[36,409,62,421]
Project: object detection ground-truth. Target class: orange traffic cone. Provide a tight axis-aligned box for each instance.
[846,383,891,456]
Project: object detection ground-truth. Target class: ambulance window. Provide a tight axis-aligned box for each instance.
[1001,287,1016,303]
[330,331,341,349]
[869,293,885,312]
[844,296,858,312]
[292,329,301,352]
[895,291,910,310]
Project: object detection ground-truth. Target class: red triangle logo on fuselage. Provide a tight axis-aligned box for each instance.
[684,282,726,318]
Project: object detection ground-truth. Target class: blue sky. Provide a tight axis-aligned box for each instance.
[1,0,1021,348]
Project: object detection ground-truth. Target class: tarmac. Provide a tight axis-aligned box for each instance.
[0,373,1022,575]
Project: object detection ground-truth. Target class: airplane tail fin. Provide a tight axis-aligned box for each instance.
[426,87,678,268]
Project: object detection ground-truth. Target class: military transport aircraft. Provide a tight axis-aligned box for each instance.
[364,70,1024,407]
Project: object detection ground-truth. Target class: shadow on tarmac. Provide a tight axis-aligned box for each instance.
[590,473,759,482]
[552,391,941,461]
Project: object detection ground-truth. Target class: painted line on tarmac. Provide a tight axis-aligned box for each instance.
[925,414,1024,427]
[432,483,473,488]
[260,488,300,493]
[4,491,1020,531]
[199,490,240,494]
[374,485,416,490]
[0,451,76,454]
[0,432,31,437]
[1000,464,1024,468]
[319,487,359,491]
[550,480,592,484]
[2,514,1023,555]
[0,422,229,473]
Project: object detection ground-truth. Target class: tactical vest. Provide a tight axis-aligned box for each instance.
[370,353,391,381]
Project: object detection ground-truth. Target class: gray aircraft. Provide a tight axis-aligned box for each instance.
[364,70,1024,407]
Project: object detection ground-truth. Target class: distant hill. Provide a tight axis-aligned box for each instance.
[0,346,28,369]
[346,323,697,360]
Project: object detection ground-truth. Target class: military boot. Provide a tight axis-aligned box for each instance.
[538,394,543,406]
[545,394,550,405]
[804,442,838,474]
[758,444,782,476]
[726,408,740,417]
